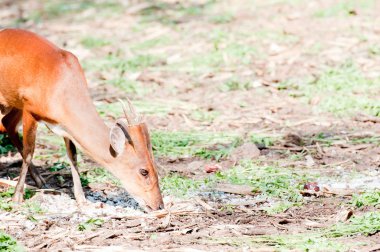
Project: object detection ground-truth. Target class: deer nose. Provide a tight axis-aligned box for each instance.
[158,203,165,210]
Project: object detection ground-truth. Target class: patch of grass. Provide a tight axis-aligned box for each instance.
[138,1,216,25]
[106,79,144,95]
[84,53,162,94]
[0,187,35,205]
[369,44,380,56]
[264,200,298,215]
[36,129,66,158]
[81,36,110,48]
[310,133,380,146]
[96,99,194,118]
[190,109,220,123]
[186,40,257,73]
[78,218,104,231]
[81,167,120,186]
[0,200,13,212]
[210,234,351,252]
[23,201,45,215]
[219,78,252,92]
[131,36,171,51]
[210,12,234,24]
[48,162,68,172]
[327,211,380,237]
[151,131,241,160]
[351,190,380,208]
[0,189,13,198]
[0,187,14,212]
[160,174,204,197]
[0,134,16,154]
[84,53,162,73]
[350,136,380,145]
[301,62,380,117]
[210,211,378,250]
[250,134,277,148]
[43,0,121,18]
[314,0,375,17]
[217,160,311,204]
[254,29,299,44]
[0,232,23,252]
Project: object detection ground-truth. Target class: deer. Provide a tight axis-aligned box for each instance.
[0,28,164,211]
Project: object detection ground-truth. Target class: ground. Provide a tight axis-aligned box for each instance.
[0,0,380,251]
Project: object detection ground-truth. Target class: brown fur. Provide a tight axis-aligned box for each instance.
[0,29,163,210]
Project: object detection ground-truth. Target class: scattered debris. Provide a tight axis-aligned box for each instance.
[204,164,221,173]
[215,183,256,196]
[335,208,354,223]
[303,182,320,192]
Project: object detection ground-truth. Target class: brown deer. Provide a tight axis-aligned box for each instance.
[0,29,164,211]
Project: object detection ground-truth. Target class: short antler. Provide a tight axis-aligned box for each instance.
[118,98,140,125]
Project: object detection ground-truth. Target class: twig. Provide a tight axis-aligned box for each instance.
[110,210,205,220]
[0,178,37,189]
[194,197,214,211]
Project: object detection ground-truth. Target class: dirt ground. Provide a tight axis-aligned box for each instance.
[0,0,380,251]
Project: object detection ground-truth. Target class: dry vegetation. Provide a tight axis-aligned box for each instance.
[0,0,380,251]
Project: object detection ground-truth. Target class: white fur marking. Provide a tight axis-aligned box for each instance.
[44,122,68,137]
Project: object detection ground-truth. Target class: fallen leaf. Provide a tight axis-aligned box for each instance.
[335,209,353,223]
[204,164,221,173]
[303,182,320,192]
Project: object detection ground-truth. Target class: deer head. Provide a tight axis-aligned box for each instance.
[108,99,164,211]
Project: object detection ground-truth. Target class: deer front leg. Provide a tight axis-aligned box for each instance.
[12,111,37,203]
[64,137,86,206]
[2,108,45,188]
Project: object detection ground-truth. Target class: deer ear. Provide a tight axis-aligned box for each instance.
[109,126,126,156]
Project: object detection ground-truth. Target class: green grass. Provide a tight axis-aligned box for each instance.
[151,131,242,160]
[209,212,380,251]
[96,99,195,118]
[78,218,104,231]
[80,167,121,187]
[0,232,23,252]
[350,136,380,145]
[189,42,257,72]
[160,174,205,197]
[369,45,380,56]
[190,110,220,123]
[0,134,16,154]
[160,160,315,212]
[131,36,171,51]
[217,161,310,203]
[42,0,121,18]
[84,53,162,73]
[254,29,299,44]
[138,0,216,25]
[81,36,110,48]
[250,133,278,148]
[210,234,350,252]
[309,132,380,147]
[83,53,163,94]
[0,188,36,212]
[327,211,380,237]
[351,190,380,208]
[210,12,235,24]
[219,78,252,92]
[302,62,380,117]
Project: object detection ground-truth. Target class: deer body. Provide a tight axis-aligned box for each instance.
[0,29,163,210]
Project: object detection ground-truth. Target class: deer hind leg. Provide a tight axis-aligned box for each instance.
[1,108,45,188]
[64,137,86,206]
[12,111,38,203]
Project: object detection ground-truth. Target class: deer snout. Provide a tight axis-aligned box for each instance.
[146,200,164,212]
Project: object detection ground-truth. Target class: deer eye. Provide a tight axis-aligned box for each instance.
[139,169,149,177]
